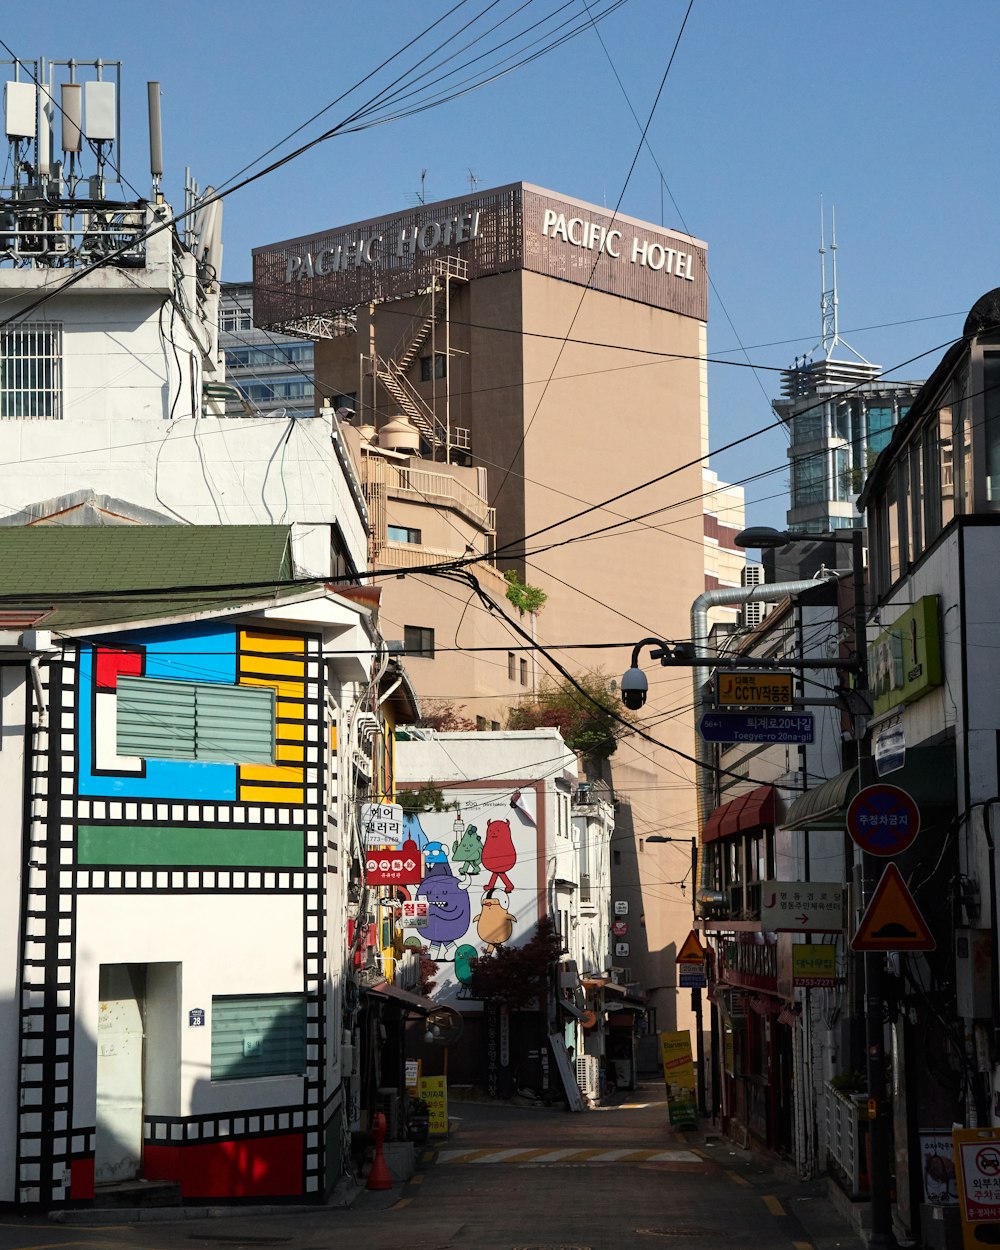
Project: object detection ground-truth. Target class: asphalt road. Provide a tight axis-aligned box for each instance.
[0,1083,867,1250]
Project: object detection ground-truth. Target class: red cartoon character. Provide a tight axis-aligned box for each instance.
[482,817,517,893]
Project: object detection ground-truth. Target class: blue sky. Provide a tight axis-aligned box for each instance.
[5,1,997,530]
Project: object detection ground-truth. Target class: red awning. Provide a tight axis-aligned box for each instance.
[704,785,776,842]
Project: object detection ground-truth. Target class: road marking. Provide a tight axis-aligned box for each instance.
[410,1173,424,1185]
[434,1148,702,1165]
[724,1169,751,1186]
[793,1241,813,1250]
[762,1194,785,1216]
[390,1197,412,1210]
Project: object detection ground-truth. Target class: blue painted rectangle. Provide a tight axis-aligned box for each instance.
[699,711,814,744]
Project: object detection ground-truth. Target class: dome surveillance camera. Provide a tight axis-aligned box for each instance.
[620,665,648,710]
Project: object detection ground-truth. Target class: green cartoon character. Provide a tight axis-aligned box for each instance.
[452,823,484,880]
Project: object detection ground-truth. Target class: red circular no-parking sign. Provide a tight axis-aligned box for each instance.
[846,783,920,856]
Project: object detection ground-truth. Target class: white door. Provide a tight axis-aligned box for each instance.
[95,965,145,1184]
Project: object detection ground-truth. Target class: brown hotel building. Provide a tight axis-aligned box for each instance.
[254,183,711,1040]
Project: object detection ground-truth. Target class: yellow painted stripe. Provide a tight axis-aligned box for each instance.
[238,785,304,804]
[390,1197,411,1210]
[762,1195,785,1217]
[276,743,305,763]
[793,1242,813,1250]
[241,630,305,655]
[410,1173,424,1185]
[276,701,305,720]
[725,1169,751,1187]
[277,721,305,741]
[241,654,306,678]
[330,726,338,750]
[240,675,304,700]
[240,764,304,784]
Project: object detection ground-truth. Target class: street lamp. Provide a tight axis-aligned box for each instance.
[736,526,894,1249]
[646,834,706,1117]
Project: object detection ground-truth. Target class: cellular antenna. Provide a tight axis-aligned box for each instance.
[814,198,871,366]
[147,81,163,197]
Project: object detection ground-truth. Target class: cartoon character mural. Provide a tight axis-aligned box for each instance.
[398,790,541,1003]
[482,817,517,893]
[451,823,483,880]
[475,891,515,953]
[415,859,471,959]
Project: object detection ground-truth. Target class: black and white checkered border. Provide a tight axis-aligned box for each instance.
[144,1105,307,1146]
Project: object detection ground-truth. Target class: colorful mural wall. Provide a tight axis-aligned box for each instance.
[388,788,543,1004]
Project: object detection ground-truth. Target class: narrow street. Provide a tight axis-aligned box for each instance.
[0,1083,867,1250]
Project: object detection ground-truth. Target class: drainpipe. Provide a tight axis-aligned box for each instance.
[691,577,828,910]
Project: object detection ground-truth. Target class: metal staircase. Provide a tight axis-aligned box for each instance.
[372,256,471,459]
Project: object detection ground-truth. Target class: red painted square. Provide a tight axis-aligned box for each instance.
[70,1156,95,1199]
[144,1133,303,1199]
[95,647,143,690]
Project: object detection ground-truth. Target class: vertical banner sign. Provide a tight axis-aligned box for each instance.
[485,1002,500,1099]
[659,1030,698,1128]
[954,1127,1000,1249]
[419,1075,448,1136]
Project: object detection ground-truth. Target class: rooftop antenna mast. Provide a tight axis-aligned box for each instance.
[468,168,479,194]
[819,197,839,359]
[415,168,426,204]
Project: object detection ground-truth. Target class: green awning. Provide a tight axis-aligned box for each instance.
[784,745,956,831]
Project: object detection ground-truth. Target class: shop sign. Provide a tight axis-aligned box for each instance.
[615,941,630,957]
[405,1059,421,1093]
[868,595,942,716]
[791,944,837,987]
[362,802,404,847]
[401,900,429,929]
[874,722,906,776]
[716,670,794,708]
[612,919,629,937]
[418,1076,448,1136]
[659,1030,697,1127]
[920,1130,958,1205]
[614,900,629,915]
[365,839,423,886]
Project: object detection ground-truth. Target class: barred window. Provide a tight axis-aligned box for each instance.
[1,322,62,419]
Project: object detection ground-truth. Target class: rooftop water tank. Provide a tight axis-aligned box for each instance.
[380,415,420,454]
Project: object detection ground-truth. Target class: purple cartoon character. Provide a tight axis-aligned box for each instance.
[416,860,471,958]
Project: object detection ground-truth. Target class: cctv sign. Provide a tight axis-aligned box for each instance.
[716,670,794,707]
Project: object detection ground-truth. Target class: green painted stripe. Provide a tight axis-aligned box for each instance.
[78,824,303,868]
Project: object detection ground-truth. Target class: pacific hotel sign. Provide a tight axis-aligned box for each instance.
[252,182,708,327]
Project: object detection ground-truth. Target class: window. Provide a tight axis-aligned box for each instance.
[792,408,823,444]
[491,720,501,732]
[476,715,488,731]
[117,677,275,764]
[1,322,62,418]
[791,451,826,505]
[419,353,447,382]
[211,993,306,1081]
[508,651,516,681]
[224,343,314,369]
[403,625,435,658]
[867,406,894,455]
[519,657,528,686]
[388,526,421,544]
[220,307,254,333]
[237,379,313,403]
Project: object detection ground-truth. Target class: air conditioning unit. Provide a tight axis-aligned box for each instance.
[576,1054,600,1103]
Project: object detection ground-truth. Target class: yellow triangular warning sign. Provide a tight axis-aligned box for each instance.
[676,930,706,963]
[851,862,935,952]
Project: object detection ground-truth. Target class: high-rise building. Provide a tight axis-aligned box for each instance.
[773,214,923,533]
[254,183,711,1035]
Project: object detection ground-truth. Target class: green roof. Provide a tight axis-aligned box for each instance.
[0,526,294,597]
[0,526,317,632]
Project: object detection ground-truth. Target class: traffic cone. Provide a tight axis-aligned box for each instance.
[366,1111,393,1191]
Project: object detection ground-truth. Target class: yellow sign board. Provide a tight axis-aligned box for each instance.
[659,1030,697,1127]
[716,670,794,707]
[792,943,836,986]
[419,1075,448,1136]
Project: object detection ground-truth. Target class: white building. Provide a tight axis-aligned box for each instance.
[0,60,366,581]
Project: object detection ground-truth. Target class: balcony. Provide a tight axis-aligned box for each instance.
[393,466,495,531]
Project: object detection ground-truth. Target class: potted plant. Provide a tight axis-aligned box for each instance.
[407,1097,431,1145]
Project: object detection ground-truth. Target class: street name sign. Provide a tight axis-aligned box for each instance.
[847,783,920,856]
[760,881,844,932]
[716,670,794,707]
[699,711,814,744]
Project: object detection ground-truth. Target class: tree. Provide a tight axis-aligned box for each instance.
[504,569,547,615]
[506,669,632,760]
[416,698,476,732]
[469,915,563,1010]
[398,784,458,814]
